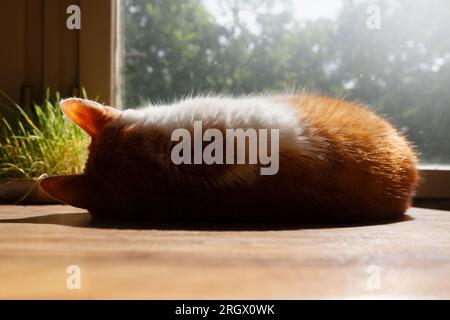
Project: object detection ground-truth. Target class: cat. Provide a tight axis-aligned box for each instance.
[40,94,419,223]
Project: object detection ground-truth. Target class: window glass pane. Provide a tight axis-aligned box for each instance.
[120,0,450,164]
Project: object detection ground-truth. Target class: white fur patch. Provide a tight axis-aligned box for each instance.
[123,96,302,138]
[120,95,309,185]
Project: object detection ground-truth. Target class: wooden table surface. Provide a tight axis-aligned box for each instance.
[0,205,449,299]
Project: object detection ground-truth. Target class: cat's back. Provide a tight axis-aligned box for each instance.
[281,94,419,220]
[287,94,418,173]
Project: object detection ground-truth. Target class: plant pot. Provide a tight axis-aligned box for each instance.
[0,176,62,204]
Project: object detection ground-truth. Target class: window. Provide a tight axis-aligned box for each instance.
[120,0,450,166]
[0,0,447,200]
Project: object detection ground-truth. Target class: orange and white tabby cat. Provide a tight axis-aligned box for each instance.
[41,94,419,223]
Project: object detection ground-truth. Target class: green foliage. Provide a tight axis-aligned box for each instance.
[0,92,89,180]
[122,0,450,164]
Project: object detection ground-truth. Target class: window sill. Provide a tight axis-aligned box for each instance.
[416,166,450,199]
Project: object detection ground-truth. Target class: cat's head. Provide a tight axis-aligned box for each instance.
[40,98,166,218]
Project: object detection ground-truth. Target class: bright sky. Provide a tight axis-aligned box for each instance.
[203,0,343,25]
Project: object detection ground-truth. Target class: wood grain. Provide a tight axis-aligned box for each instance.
[0,205,449,299]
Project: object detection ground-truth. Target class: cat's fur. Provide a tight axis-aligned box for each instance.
[41,94,419,223]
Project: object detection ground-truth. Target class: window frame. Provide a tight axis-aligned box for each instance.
[79,0,121,106]
[3,0,446,200]
[0,0,120,106]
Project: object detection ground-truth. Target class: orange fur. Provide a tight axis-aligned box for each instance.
[282,94,419,221]
[41,95,419,223]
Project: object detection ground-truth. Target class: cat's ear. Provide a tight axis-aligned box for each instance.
[40,175,97,209]
[60,98,120,137]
